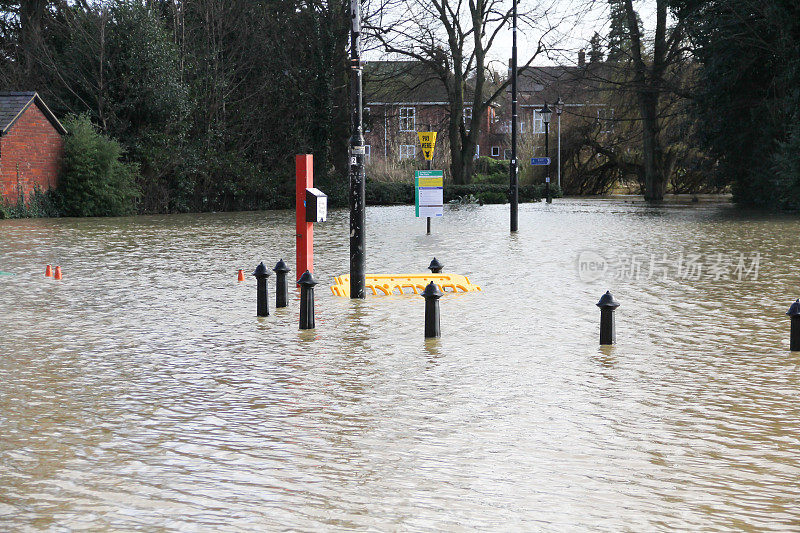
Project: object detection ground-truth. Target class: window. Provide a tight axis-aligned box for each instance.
[520,122,525,134]
[463,107,472,131]
[364,107,372,133]
[475,144,480,158]
[532,110,545,134]
[399,144,416,159]
[491,146,500,157]
[365,145,371,162]
[399,107,415,131]
[598,108,614,133]
[504,149,512,160]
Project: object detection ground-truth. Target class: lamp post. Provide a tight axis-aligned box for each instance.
[509,0,519,232]
[540,102,552,203]
[555,97,564,190]
[349,0,366,299]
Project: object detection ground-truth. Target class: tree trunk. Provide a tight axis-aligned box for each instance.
[640,92,664,201]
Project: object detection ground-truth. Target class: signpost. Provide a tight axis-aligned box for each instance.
[418,131,437,161]
[417,131,438,233]
[415,170,443,224]
[530,157,551,165]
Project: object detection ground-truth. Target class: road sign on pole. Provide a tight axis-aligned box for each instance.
[415,170,443,218]
[418,132,437,160]
[530,157,551,165]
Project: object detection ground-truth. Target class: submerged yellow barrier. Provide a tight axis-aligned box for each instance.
[330,273,481,297]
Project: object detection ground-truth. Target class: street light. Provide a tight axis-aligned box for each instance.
[540,102,552,203]
[555,97,564,190]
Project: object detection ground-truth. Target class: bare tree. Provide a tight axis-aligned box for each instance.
[367,0,557,184]
[621,0,688,201]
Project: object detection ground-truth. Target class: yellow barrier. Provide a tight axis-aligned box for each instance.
[330,273,481,297]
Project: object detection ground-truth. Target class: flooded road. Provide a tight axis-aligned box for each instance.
[1,200,799,531]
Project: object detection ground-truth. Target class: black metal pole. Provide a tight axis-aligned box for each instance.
[597,291,619,345]
[349,0,366,299]
[298,270,317,329]
[545,121,551,203]
[421,281,443,338]
[273,259,290,308]
[787,299,800,351]
[253,262,271,317]
[509,0,518,232]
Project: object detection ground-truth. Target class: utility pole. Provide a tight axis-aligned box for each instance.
[509,0,519,232]
[349,0,366,299]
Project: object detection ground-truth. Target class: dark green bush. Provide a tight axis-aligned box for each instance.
[0,187,60,218]
[57,114,140,217]
[363,181,560,206]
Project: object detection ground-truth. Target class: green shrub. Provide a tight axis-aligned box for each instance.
[57,114,140,217]
[0,187,60,218]
[363,181,560,206]
[476,191,508,204]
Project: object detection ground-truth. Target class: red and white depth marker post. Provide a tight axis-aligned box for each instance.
[296,154,313,281]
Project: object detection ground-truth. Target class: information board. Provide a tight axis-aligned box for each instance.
[415,170,444,218]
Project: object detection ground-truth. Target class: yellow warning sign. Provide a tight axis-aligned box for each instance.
[418,131,437,160]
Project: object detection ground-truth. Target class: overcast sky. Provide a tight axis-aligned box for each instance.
[366,0,659,70]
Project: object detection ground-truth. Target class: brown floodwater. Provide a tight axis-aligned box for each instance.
[1,199,799,531]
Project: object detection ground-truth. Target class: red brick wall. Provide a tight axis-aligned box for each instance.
[0,102,64,202]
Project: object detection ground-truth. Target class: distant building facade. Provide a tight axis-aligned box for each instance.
[0,92,66,202]
[362,61,498,162]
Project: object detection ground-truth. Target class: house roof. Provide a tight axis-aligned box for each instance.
[0,92,67,135]
[364,61,497,106]
[513,63,614,106]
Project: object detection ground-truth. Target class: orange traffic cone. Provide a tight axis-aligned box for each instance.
[45,265,52,277]
[237,269,245,282]
[54,266,62,280]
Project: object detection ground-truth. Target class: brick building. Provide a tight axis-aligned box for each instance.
[363,61,498,162]
[0,92,67,202]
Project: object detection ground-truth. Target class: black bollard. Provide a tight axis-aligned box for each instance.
[428,257,444,273]
[596,291,620,345]
[297,270,317,330]
[787,299,800,351]
[421,281,443,338]
[273,259,290,308]
[253,262,271,317]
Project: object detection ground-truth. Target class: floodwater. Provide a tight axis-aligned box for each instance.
[1,199,799,531]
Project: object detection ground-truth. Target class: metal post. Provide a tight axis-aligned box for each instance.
[597,291,619,345]
[509,0,519,232]
[273,259,290,308]
[545,121,551,203]
[297,270,317,329]
[296,154,314,280]
[555,97,563,191]
[787,299,800,351]
[349,0,366,299]
[421,281,443,338]
[253,262,271,317]
[428,257,443,273]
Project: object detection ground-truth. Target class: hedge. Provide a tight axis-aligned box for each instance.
[365,180,562,206]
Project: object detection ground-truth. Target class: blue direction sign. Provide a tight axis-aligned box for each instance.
[530,157,551,165]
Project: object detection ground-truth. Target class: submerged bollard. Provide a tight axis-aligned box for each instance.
[421,281,443,338]
[596,291,619,345]
[297,270,317,329]
[273,259,290,308]
[788,299,800,352]
[428,257,444,273]
[252,262,271,317]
